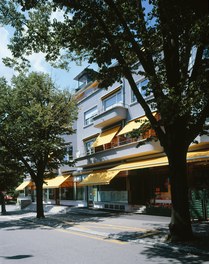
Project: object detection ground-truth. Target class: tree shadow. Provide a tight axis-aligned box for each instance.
[140,244,209,264]
[107,229,166,242]
[0,209,112,231]
[0,218,52,231]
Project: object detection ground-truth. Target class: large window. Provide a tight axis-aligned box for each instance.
[60,188,73,200]
[84,138,96,155]
[76,186,84,200]
[84,106,97,126]
[132,79,149,103]
[103,90,122,111]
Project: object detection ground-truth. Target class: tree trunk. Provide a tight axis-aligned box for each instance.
[35,180,45,218]
[167,146,193,242]
[1,200,6,215]
[0,192,6,215]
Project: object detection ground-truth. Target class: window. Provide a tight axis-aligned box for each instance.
[132,79,149,103]
[84,106,97,126]
[76,186,84,200]
[60,188,73,200]
[64,143,73,162]
[84,138,96,155]
[103,90,122,111]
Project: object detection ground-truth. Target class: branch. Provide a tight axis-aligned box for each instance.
[104,0,164,100]
[104,0,155,75]
[89,2,166,143]
[190,45,204,82]
[158,0,180,90]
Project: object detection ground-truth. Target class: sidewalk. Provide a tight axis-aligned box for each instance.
[2,204,209,257]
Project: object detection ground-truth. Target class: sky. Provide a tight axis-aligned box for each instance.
[0,2,153,92]
[0,25,94,92]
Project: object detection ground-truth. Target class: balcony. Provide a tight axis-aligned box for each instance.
[75,137,163,167]
[93,104,127,128]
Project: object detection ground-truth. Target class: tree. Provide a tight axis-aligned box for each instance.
[1,0,209,241]
[0,146,23,191]
[0,72,77,218]
[0,146,23,214]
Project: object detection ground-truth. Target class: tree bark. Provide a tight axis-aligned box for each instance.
[1,199,6,215]
[166,145,193,242]
[35,180,45,218]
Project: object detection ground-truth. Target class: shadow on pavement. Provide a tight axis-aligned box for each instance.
[141,244,209,264]
[1,254,34,260]
[0,209,112,231]
[107,227,167,242]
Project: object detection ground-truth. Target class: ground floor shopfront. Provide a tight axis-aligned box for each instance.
[78,148,209,219]
[15,149,209,219]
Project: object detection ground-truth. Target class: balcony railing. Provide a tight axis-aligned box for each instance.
[76,137,140,158]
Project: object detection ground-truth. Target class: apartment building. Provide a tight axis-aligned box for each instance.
[16,67,209,218]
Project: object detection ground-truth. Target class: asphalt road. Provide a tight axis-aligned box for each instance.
[0,205,209,264]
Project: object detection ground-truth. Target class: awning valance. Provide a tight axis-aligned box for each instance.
[43,175,72,189]
[79,170,120,186]
[108,149,209,172]
[108,156,168,172]
[92,126,120,147]
[187,149,209,162]
[16,181,32,191]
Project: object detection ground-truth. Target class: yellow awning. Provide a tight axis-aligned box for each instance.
[16,181,32,191]
[187,149,209,162]
[117,112,158,136]
[108,149,209,172]
[92,126,120,147]
[43,175,72,189]
[118,117,148,136]
[109,156,168,172]
[79,170,120,186]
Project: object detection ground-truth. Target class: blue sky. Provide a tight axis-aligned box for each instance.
[0,25,95,92]
[0,2,151,91]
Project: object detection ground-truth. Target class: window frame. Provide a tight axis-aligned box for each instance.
[131,78,149,103]
[84,138,96,155]
[84,106,98,126]
[103,90,122,111]
[63,143,73,162]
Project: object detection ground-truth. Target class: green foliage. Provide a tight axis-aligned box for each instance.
[0,1,208,152]
[0,145,24,192]
[1,0,208,237]
[0,72,78,182]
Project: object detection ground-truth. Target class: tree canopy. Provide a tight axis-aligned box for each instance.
[0,145,23,192]
[0,72,78,217]
[1,0,209,240]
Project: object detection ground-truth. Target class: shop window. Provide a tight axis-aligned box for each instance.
[76,186,84,200]
[49,189,54,200]
[60,188,73,200]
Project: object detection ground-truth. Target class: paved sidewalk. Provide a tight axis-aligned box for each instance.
[1,204,209,257]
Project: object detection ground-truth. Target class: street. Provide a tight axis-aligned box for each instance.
[0,205,209,264]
